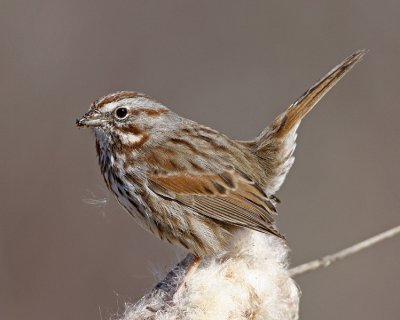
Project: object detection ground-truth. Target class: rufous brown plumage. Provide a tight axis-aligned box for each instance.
[77,50,366,256]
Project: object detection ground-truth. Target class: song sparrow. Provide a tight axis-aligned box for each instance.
[77,51,365,257]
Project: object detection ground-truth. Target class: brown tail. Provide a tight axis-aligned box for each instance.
[267,50,367,140]
[252,50,367,194]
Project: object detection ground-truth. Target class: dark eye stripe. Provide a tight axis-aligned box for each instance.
[130,108,169,117]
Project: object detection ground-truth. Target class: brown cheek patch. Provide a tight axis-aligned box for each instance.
[112,132,150,155]
[118,125,142,135]
[128,133,149,150]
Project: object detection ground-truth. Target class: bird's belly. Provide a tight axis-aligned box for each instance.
[104,166,233,256]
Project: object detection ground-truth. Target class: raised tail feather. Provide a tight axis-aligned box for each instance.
[254,50,367,194]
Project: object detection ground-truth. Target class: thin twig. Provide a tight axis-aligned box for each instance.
[289,225,400,277]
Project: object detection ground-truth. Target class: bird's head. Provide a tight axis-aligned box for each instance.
[76,91,173,150]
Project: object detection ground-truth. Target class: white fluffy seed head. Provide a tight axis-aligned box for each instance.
[121,230,300,320]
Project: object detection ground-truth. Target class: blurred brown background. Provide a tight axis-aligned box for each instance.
[1,1,399,319]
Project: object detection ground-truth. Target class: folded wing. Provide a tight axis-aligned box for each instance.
[148,168,284,238]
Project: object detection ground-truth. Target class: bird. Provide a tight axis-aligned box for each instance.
[77,50,365,258]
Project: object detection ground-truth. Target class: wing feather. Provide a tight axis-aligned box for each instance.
[148,169,283,238]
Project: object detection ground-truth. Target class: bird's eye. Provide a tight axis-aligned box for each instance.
[115,107,128,119]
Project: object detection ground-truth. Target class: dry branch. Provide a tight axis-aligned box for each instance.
[289,225,400,277]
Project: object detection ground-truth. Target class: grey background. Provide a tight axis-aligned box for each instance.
[1,1,399,319]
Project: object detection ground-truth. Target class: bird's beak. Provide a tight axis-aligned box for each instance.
[76,110,104,128]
